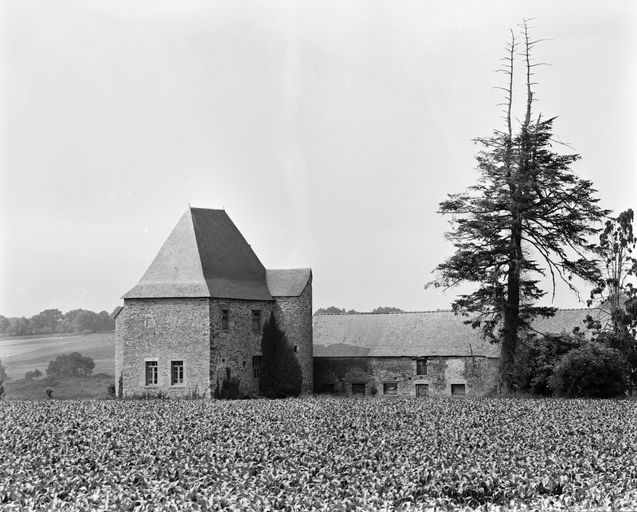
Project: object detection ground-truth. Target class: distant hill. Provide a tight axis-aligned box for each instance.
[0,332,115,380]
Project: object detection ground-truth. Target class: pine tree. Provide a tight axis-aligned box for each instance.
[429,21,608,393]
[260,313,302,398]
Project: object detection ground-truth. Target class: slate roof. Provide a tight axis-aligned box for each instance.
[313,309,592,358]
[123,208,273,301]
[266,269,312,297]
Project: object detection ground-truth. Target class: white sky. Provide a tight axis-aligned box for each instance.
[1,0,635,317]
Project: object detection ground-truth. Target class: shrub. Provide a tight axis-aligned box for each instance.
[0,358,6,381]
[214,368,242,399]
[548,343,630,398]
[260,313,302,398]
[46,352,95,378]
[24,369,42,381]
[107,383,116,397]
[514,334,582,395]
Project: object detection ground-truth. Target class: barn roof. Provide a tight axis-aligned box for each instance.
[123,208,273,301]
[266,269,312,297]
[313,309,592,358]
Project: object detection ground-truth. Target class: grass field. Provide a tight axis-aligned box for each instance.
[0,332,115,380]
[1,397,636,511]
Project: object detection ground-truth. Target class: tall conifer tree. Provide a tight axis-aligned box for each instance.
[430,22,608,392]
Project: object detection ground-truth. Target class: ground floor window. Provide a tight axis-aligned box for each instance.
[383,382,398,395]
[416,383,429,397]
[351,382,366,395]
[451,383,466,396]
[252,356,262,379]
[145,361,158,386]
[318,383,335,394]
[171,360,184,385]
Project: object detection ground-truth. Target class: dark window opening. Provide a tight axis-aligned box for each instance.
[252,356,262,379]
[318,383,335,394]
[383,382,398,396]
[145,361,158,386]
[416,383,429,397]
[171,360,184,385]
[251,310,261,333]
[351,382,366,395]
[451,384,466,396]
[416,358,428,376]
[294,345,298,353]
[221,309,230,330]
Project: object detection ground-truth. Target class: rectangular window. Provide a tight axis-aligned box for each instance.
[145,361,158,386]
[451,384,466,396]
[251,310,261,333]
[416,383,429,397]
[383,382,398,396]
[252,356,262,379]
[416,358,428,376]
[171,360,184,386]
[351,382,366,395]
[221,309,230,330]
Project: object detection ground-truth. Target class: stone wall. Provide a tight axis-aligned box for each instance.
[209,298,274,397]
[314,356,499,396]
[118,298,211,397]
[273,279,313,394]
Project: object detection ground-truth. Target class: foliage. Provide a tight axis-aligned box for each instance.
[314,306,358,316]
[548,343,630,398]
[214,367,242,399]
[586,209,637,386]
[107,383,116,397]
[24,369,42,381]
[429,23,607,392]
[513,334,582,395]
[260,313,302,398]
[1,398,637,510]
[1,308,115,336]
[46,352,95,378]
[371,306,404,314]
[0,359,6,381]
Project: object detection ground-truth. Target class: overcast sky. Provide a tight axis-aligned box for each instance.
[1,0,635,318]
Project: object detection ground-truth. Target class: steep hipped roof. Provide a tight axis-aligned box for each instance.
[266,269,311,297]
[123,208,272,300]
[313,309,592,358]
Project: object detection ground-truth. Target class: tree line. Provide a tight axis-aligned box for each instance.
[314,306,404,316]
[0,308,118,337]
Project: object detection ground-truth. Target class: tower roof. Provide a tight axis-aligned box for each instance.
[123,208,272,300]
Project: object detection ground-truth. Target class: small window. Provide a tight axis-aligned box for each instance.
[416,383,429,397]
[252,356,262,379]
[351,383,366,395]
[319,383,335,394]
[383,382,398,396]
[451,384,466,396]
[251,310,261,332]
[294,345,298,353]
[171,360,184,385]
[221,309,230,330]
[416,358,427,376]
[145,361,158,386]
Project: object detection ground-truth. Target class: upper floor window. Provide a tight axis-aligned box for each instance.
[416,358,428,376]
[251,310,261,333]
[221,309,230,330]
[145,361,158,386]
[171,360,184,386]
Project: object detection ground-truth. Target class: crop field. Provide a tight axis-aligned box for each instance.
[0,332,115,380]
[2,397,636,511]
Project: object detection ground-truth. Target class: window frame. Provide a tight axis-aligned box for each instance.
[416,357,428,376]
[451,383,466,396]
[416,383,429,397]
[252,355,262,380]
[145,360,158,386]
[251,310,261,333]
[221,309,230,330]
[351,382,366,395]
[171,360,184,386]
[383,382,398,396]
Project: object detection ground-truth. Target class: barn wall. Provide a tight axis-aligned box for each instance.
[119,298,211,397]
[209,298,274,397]
[273,279,314,394]
[314,356,499,396]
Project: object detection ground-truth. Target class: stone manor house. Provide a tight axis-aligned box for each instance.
[116,207,588,398]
